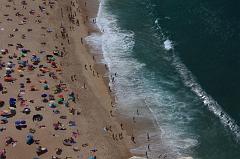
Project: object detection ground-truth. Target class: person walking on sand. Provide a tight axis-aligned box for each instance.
[120,123,123,130]
[146,151,148,158]
[147,144,150,151]
[133,116,136,123]
[81,37,83,44]
[131,135,136,144]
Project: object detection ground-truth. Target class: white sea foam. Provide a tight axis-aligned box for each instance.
[88,1,240,159]
[164,39,173,50]
[152,7,240,139]
[172,54,240,139]
[86,0,199,158]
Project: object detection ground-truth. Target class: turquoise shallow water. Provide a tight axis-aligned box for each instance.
[88,0,240,158]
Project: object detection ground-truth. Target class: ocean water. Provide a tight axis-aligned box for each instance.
[86,0,240,158]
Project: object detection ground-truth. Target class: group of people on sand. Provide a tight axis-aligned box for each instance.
[0,0,100,158]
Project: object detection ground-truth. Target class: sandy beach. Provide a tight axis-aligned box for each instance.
[0,0,133,158]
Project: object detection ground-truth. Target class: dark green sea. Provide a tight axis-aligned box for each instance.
[87,0,240,158]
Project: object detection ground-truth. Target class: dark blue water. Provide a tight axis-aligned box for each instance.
[92,0,240,158]
[153,0,240,123]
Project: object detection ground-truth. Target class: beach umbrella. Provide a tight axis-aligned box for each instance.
[49,95,55,100]
[21,49,29,53]
[0,83,3,91]
[1,117,8,123]
[15,120,26,126]
[20,83,25,88]
[41,93,48,98]
[64,101,69,107]
[18,60,27,67]
[9,107,16,115]
[5,67,11,71]
[57,98,64,104]
[31,55,40,63]
[57,94,64,98]
[68,121,76,127]
[0,110,9,116]
[0,100,4,107]
[53,50,62,56]
[21,120,26,125]
[4,76,15,82]
[15,120,21,127]
[26,134,34,145]
[7,62,13,68]
[48,100,57,108]
[90,147,98,152]
[23,108,31,114]
[43,83,49,90]
[9,98,16,106]
[32,114,43,122]
[0,149,6,158]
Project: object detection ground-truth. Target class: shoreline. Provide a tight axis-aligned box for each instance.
[74,0,159,158]
[85,1,168,158]
[83,0,167,158]
[57,0,134,158]
[0,0,166,158]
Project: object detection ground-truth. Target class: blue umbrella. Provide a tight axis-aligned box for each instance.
[15,120,21,126]
[9,98,16,106]
[26,134,34,145]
